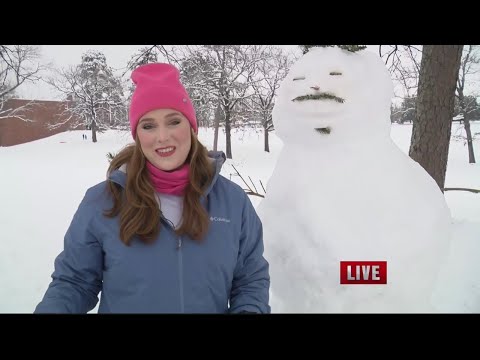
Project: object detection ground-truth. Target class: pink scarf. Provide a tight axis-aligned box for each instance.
[146,161,190,196]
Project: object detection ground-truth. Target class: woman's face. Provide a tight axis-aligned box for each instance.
[136,108,192,171]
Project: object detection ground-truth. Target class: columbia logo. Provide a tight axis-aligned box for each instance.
[210,216,231,223]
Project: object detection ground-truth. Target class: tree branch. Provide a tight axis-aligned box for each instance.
[231,164,265,198]
[444,187,480,194]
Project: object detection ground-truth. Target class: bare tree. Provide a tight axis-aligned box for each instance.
[379,45,422,100]
[47,50,126,142]
[455,45,479,164]
[125,46,159,72]
[130,45,294,158]
[179,49,218,130]
[0,45,44,121]
[218,45,266,159]
[409,45,463,191]
[157,45,262,159]
[249,46,292,152]
[390,95,417,124]
[124,46,159,101]
[382,45,479,165]
[140,45,222,133]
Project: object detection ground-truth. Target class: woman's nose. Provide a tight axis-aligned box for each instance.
[156,129,170,143]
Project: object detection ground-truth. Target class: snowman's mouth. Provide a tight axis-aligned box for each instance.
[315,127,331,135]
[292,93,345,103]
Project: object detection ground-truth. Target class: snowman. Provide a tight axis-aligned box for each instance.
[257,47,453,313]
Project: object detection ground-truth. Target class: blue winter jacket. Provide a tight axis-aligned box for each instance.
[34,151,270,313]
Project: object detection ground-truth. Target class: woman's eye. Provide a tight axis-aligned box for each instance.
[293,76,305,81]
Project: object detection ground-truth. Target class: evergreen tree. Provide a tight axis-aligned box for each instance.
[49,50,126,142]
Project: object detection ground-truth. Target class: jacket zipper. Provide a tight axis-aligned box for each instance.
[162,216,184,313]
[177,236,184,313]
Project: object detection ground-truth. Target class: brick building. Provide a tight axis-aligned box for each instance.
[0,99,83,147]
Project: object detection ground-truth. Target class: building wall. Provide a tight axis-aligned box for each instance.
[0,99,83,147]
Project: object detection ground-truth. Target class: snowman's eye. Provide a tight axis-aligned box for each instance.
[293,76,305,81]
[330,71,342,76]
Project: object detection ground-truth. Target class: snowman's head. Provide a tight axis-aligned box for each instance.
[273,47,394,144]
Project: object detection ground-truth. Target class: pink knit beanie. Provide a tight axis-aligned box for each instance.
[129,63,197,139]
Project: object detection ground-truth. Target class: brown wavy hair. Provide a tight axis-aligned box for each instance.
[104,129,214,246]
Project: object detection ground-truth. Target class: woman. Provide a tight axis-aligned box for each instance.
[35,63,270,313]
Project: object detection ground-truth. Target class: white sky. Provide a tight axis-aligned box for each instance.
[16,45,480,105]
[18,45,381,100]
[1,124,479,312]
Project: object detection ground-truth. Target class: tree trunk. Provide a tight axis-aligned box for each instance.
[225,111,232,159]
[91,119,97,143]
[213,102,221,151]
[409,45,463,191]
[264,123,270,152]
[464,119,476,163]
[457,86,476,164]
